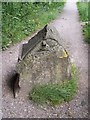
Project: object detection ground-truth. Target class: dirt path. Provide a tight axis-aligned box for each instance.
[2,0,88,118]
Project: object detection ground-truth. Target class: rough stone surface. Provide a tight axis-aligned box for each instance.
[16,25,71,96]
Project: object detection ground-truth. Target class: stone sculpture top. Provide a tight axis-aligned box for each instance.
[18,24,65,60]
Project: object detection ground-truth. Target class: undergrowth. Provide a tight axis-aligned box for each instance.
[29,64,78,106]
[83,23,90,44]
[2,2,65,50]
[77,2,88,22]
[77,2,90,44]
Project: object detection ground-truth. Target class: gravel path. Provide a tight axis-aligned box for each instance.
[2,0,88,118]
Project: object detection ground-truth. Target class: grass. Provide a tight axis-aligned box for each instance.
[77,2,88,22]
[77,2,90,44]
[83,23,90,44]
[29,64,78,106]
[2,2,65,50]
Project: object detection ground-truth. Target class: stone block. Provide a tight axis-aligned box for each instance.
[16,24,71,97]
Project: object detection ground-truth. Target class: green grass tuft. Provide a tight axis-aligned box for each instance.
[29,64,78,106]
